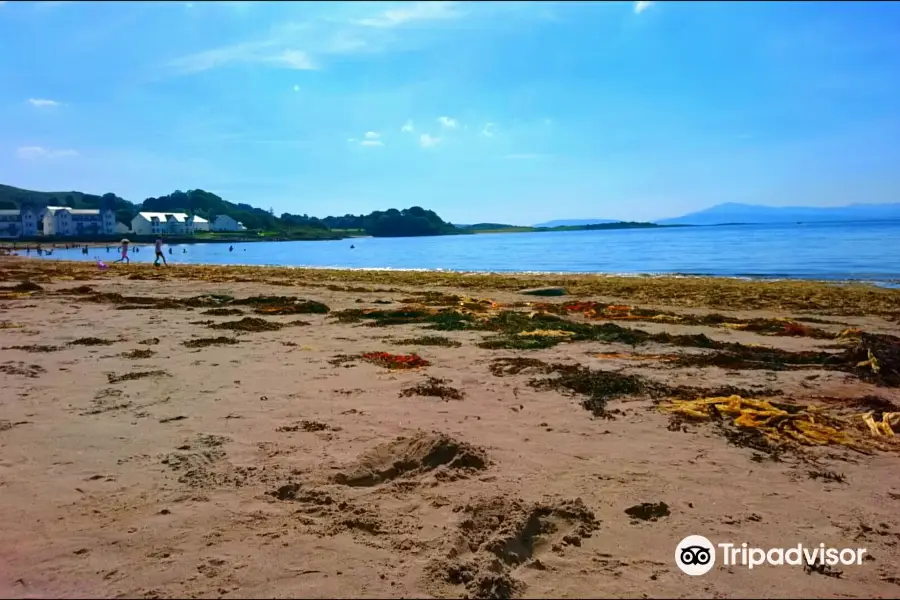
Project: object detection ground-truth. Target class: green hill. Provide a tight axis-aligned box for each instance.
[0,184,460,238]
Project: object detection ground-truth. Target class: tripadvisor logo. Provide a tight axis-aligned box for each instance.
[675,535,867,576]
[676,535,716,576]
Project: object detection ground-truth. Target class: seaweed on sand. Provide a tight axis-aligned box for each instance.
[529,365,648,418]
[488,357,778,419]
[208,317,283,332]
[328,354,358,367]
[672,332,900,387]
[252,300,330,315]
[69,337,115,346]
[835,332,900,387]
[662,395,884,458]
[183,337,241,348]
[488,357,551,377]
[120,349,155,359]
[230,294,326,309]
[330,307,439,327]
[488,357,653,418]
[534,301,835,338]
[400,377,465,400]
[392,335,462,348]
[79,291,233,311]
[672,346,835,371]
[202,308,244,316]
[107,370,169,384]
[332,305,831,356]
[361,352,430,370]
[182,294,235,307]
[4,281,43,292]
[4,344,61,353]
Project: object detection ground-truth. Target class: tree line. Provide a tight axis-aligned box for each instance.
[0,185,461,238]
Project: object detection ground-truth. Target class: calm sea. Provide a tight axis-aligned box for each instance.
[27,221,900,285]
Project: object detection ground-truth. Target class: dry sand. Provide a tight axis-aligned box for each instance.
[1,258,900,599]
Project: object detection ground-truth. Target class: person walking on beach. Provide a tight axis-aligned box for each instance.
[114,239,130,264]
[154,238,167,267]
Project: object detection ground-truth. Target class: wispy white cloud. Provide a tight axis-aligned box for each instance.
[165,1,542,77]
[634,1,654,14]
[419,134,441,148]
[481,122,497,137]
[27,98,62,108]
[165,1,535,77]
[349,132,383,147]
[401,120,415,133]
[273,49,315,69]
[437,116,458,130]
[167,42,315,75]
[355,1,461,28]
[16,146,79,160]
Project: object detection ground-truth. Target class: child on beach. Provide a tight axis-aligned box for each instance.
[154,238,167,266]
[114,240,130,264]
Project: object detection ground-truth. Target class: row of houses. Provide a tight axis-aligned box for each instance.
[129,212,245,235]
[0,206,121,238]
[0,207,246,238]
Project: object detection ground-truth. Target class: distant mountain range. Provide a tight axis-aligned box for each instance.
[655,202,900,225]
[530,203,900,228]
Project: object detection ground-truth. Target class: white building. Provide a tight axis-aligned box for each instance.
[43,206,116,236]
[212,214,246,232]
[114,222,131,234]
[189,215,210,232]
[0,206,48,238]
[131,212,209,236]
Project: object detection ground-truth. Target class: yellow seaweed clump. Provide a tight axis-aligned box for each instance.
[661,395,894,453]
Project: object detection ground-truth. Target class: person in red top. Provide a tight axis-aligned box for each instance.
[154,238,167,267]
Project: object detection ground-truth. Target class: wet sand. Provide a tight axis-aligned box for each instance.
[1,258,900,599]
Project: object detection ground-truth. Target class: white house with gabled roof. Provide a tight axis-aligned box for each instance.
[212,214,246,232]
[131,212,209,236]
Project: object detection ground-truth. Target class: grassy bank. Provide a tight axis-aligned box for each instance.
[3,257,900,316]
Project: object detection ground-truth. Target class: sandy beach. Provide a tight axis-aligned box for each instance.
[2,257,900,599]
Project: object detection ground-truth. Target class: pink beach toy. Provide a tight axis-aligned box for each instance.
[97,260,109,271]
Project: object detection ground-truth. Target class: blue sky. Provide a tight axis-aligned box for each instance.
[1,0,899,224]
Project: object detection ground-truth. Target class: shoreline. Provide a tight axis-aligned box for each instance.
[6,254,900,292]
[3,256,900,316]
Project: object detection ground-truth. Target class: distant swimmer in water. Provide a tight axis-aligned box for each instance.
[183,248,187,253]
[350,244,355,249]
[229,245,234,252]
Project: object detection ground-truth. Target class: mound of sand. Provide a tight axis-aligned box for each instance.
[426,495,599,599]
[332,430,489,487]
